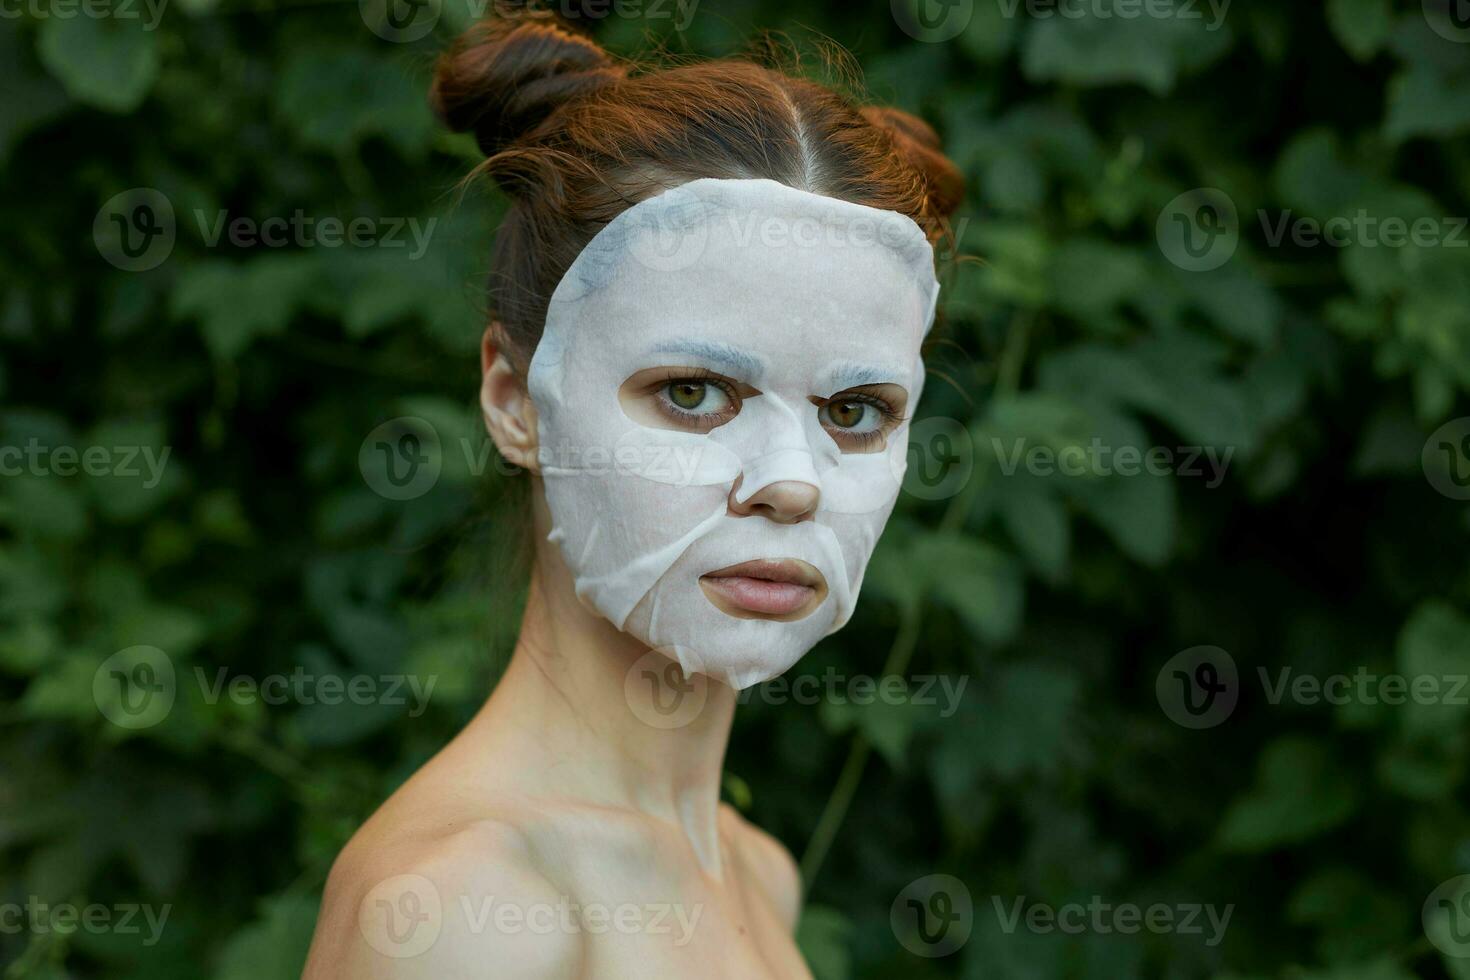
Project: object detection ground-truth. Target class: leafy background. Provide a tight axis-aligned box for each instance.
[3,0,1470,976]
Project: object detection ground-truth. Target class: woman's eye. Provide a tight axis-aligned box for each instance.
[662,380,731,415]
[820,400,880,433]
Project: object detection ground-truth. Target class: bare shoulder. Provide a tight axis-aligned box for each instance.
[720,804,802,931]
[302,813,582,980]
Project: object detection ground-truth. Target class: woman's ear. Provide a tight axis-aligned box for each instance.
[480,324,540,473]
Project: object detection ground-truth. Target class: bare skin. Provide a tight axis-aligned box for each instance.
[301,329,817,979]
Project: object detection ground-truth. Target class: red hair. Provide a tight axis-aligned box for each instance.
[431,11,964,366]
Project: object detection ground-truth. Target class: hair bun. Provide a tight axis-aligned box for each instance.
[861,106,966,221]
[431,15,625,157]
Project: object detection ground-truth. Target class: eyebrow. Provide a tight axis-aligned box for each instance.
[647,339,764,379]
[826,362,895,389]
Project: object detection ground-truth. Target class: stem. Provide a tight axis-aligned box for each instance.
[799,600,923,888]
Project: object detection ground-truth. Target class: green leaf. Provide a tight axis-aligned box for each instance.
[1021,0,1234,94]
[796,906,852,980]
[0,28,70,166]
[952,661,1085,780]
[37,15,159,113]
[274,45,436,159]
[1396,601,1470,739]
[1325,0,1392,61]
[1217,737,1360,851]
[171,257,318,359]
[1385,65,1470,143]
[912,534,1026,645]
[213,893,319,980]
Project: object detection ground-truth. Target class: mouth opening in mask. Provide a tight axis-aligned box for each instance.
[698,558,828,621]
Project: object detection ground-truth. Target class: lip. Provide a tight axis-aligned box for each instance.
[699,558,828,621]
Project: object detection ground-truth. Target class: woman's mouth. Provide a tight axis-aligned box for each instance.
[699,558,828,621]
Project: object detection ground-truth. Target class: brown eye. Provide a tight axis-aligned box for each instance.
[826,400,867,429]
[668,381,712,410]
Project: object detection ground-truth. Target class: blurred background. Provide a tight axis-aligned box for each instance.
[4,0,1470,976]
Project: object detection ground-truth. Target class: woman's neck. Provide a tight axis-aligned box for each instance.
[469,536,738,876]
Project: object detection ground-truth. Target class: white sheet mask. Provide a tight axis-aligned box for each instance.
[527,178,940,689]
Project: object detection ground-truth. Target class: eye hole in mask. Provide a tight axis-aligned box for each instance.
[618,366,760,433]
[812,383,908,454]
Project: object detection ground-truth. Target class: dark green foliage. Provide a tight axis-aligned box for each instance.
[2,0,1469,977]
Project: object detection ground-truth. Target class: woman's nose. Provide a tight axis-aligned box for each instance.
[727,476,820,524]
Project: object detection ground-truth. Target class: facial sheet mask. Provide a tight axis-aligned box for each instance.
[527,177,940,690]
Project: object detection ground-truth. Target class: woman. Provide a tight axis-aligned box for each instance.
[304,11,961,978]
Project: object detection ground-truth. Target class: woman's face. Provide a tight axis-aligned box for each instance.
[527,179,939,689]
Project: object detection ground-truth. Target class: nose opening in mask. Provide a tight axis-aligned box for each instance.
[732,446,821,508]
